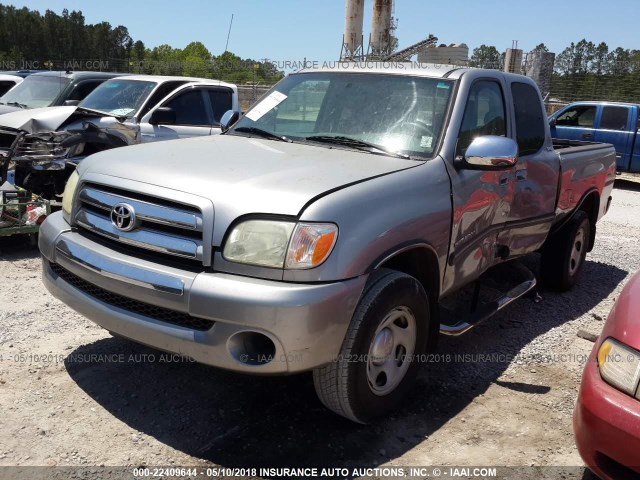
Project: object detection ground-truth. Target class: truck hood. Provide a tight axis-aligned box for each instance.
[0,106,77,132]
[79,134,421,218]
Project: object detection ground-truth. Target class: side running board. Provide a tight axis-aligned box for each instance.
[440,262,537,336]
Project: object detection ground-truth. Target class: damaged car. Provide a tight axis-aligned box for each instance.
[0,70,124,115]
[0,75,239,200]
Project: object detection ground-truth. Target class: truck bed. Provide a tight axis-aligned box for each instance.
[552,139,616,226]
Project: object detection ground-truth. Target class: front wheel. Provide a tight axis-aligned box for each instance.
[313,269,431,423]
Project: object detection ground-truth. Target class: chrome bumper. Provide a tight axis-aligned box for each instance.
[40,211,367,374]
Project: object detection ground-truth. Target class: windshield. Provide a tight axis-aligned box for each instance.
[0,74,71,108]
[79,79,157,117]
[230,72,454,158]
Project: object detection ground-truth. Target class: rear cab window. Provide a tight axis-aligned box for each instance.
[599,106,629,131]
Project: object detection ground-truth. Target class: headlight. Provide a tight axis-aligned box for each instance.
[14,132,71,161]
[223,220,295,268]
[223,220,338,269]
[598,338,640,398]
[62,170,80,222]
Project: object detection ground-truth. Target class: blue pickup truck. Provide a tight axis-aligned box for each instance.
[549,101,640,173]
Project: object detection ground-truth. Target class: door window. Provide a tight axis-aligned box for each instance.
[457,81,506,155]
[512,82,546,156]
[600,106,629,131]
[138,81,187,118]
[162,89,210,126]
[206,89,233,124]
[555,105,596,127]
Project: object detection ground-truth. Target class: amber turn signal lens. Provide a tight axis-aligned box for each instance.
[285,223,338,269]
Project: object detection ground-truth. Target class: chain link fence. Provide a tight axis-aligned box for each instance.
[0,57,280,111]
[4,54,640,114]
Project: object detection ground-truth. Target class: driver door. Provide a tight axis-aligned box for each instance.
[444,79,514,290]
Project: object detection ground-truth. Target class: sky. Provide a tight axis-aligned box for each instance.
[7,0,639,61]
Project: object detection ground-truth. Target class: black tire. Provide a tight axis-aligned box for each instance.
[541,210,591,292]
[312,269,431,423]
[27,234,38,250]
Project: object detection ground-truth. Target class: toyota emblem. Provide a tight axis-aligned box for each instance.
[110,203,137,232]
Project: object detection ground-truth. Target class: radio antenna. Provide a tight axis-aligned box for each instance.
[225,14,234,52]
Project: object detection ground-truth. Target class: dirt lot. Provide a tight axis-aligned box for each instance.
[0,181,639,478]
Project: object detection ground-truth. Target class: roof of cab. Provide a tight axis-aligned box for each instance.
[107,75,237,89]
[297,62,469,79]
[28,70,127,80]
[561,100,640,108]
[295,62,545,87]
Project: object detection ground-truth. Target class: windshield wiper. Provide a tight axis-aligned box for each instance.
[305,135,410,159]
[6,101,28,109]
[233,127,292,143]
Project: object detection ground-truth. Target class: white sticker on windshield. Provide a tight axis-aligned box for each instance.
[245,91,288,122]
[420,136,433,148]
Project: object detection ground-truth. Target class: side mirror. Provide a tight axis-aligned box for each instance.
[220,110,240,133]
[548,117,557,127]
[64,100,79,107]
[456,136,518,170]
[149,107,176,125]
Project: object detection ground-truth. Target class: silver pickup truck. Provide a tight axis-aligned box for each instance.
[38,64,616,423]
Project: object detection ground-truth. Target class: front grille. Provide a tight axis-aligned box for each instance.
[50,263,215,331]
[74,183,209,266]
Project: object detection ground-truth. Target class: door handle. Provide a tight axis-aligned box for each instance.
[499,174,510,185]
[582,133,593,139]
[516,170,527,181]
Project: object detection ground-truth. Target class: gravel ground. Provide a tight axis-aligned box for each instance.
[0,180,639,479]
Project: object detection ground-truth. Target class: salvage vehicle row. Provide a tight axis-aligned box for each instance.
[0,74,238,199]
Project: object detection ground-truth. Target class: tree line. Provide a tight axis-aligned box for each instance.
[469,41,640,103]
[0,4,284,85]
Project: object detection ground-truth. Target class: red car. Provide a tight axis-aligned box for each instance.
[574,272,640,479]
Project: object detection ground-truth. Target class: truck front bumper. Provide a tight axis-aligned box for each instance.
[40,211,367,374]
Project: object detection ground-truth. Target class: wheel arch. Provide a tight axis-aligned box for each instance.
[373,243,441,351]
[550,188,600,252]
[577,190,600,252]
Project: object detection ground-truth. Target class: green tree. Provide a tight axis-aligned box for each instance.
[592,42,609,75]
[469,45,501,69]
[182,41,212,77]
[532,43,549,53]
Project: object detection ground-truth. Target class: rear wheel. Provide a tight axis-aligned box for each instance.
[541,210,591,292]
[313,269,431,423]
